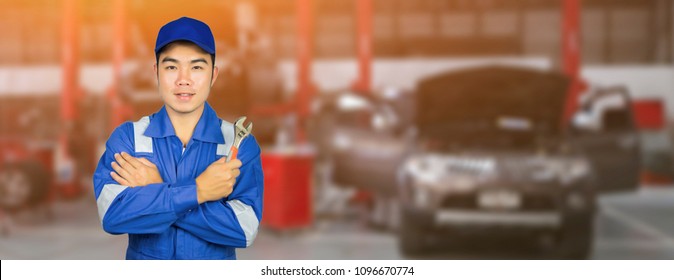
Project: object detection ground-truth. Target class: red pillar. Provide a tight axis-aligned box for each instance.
[61,0,79,153]
[109,0,127,130]
[295,0,314,142]
[57,0,80,197]
[562,0,584,127]
[353,0,372,93]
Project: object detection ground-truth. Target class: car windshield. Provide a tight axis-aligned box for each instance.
[415,66,570,149]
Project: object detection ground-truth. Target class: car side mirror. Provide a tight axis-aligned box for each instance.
[370,106,399,132]
[571,110,600,134]
[572,85,634,134]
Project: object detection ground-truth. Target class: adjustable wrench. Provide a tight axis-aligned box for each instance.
[228,116,253,162]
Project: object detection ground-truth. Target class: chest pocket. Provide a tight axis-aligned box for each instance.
[132,116,235,157]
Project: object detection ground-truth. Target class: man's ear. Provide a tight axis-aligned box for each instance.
[153,63,159,84]
[211,66,219,87]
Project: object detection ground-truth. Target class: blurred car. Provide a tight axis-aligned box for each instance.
[312,66,640,259]
[0,97,57,214]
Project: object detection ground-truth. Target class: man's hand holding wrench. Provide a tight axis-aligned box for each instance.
[228,116,253,162]
[196,116,253,204]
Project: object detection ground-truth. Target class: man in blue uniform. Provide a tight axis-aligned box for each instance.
[93,17,263,260]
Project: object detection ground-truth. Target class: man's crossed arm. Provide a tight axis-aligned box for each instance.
[110,152,242,204]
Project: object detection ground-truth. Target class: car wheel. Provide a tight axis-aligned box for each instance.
[0,162,50,211]
[552,213,595,259]
[398,208,427,256]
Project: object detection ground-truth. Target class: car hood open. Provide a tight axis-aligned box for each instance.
[415,66,570,147]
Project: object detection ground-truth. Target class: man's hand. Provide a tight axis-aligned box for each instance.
[110,152,163,187]
[195,157,242,204]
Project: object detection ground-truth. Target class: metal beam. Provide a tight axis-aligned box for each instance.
[353,0,372,93]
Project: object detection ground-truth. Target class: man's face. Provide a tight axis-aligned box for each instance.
[154,43,218,117]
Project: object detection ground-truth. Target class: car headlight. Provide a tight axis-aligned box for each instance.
[404,156,442,185]
[404,155,495,190]
[559,158,592,185]
[529,157,591,185]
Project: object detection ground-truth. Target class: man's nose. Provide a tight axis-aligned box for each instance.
[176,69,192,86]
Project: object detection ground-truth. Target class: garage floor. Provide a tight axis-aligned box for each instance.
[0,186,673,260]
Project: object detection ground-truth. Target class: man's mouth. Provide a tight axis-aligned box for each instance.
[174,92,195,101]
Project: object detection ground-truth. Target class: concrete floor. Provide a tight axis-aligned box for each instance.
[1,186,673,259]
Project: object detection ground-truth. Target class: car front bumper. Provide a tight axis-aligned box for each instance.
[434,210,561,228]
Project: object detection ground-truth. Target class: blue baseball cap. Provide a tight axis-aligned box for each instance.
[155,17,215,55]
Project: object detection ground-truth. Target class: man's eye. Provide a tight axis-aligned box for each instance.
[165,66,177,70]
[193,66,204,70]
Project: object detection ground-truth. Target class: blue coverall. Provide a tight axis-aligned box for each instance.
[93,103,263,259]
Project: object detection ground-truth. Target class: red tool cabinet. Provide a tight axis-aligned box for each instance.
[260,151,313,230]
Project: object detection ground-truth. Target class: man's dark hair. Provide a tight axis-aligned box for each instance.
[155,40,216,69]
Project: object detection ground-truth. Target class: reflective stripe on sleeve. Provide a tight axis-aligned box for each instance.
[216,120,234,156]
[226,199,259,247]
[133,116,153,153]
[97,184,129,223]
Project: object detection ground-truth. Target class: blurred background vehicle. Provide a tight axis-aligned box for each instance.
[1,0,674,259]
[312,65,640,258]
